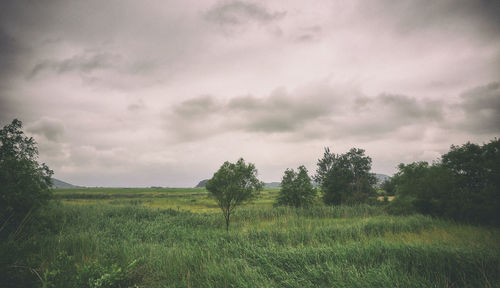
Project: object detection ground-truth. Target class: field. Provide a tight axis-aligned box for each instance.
[3,187,500,287]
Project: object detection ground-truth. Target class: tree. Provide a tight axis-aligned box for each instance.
[276,165,316,208]
[206,158,263,231]
[314,147,377,205]
[388,138,500,225]
[389,162,456,216]
[380,178,396,196]
[441,139,500,224]
[0,119,53,237]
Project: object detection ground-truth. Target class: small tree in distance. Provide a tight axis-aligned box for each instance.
[276,165,316,208]
[206,158,264,231]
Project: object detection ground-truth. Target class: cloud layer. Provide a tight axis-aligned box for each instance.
[1,0,499,186]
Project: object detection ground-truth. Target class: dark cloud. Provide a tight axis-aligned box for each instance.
[165,85,448,142]
[205,1,286,26]
[331,93,443,140]
[228,89,332,132]
[294,26,322,43]
[174,95,221,119]
[164,95,225,141]
[377,93,442,121]
[29,51,119,79]
[458,82,500,134]
[0,30,18,76]
[127,99,146,112]
[165,88,334,141]
[365,0,500,40]
[27,117,65,141]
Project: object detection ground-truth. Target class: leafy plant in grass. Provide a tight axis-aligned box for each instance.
[276,165,316,208]
[206,158,264,231]
[0,119,53,239]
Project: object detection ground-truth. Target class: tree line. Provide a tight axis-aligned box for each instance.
[206,147,379,230]
[1,118,498,235]
[385,139,499,225]
[206,140,499,229]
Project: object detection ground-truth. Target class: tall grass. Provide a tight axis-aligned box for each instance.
[2,201,499,287]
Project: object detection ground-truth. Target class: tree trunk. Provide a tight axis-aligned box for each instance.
[225,215,230,232]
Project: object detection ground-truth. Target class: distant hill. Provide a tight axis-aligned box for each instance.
[264,182,281,188]
[51,178,81,188]
[195,179,209,188]
[374,173,390,185]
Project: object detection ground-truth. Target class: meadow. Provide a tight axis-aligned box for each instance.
[3,187,499,287]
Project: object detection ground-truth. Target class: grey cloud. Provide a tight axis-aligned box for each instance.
[127,99,147,112]
[164,95,225,141]
[232,90,331,133]
[0,28,29,90]
[0,30,18,77]
[294,26,322,43]
[205,1,285,26]
[377,94,442,121]
[458,82,500,134]
[365,0,500,40]
[27,117,65,141]
[175,95,221,119]
[29,51,119,79]
[165,85,450,143]
[328,93,444,140]
[165,88,335,141]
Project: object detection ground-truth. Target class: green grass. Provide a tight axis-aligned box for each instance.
[54,187,280,212]
[2,188,499,287]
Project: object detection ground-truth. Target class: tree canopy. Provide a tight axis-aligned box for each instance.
[276,165,316,208]
[388,139,500,225]
[0,119,53,237]
[315,147,377,205]
[206,158,263,231]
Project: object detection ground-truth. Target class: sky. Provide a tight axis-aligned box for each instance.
[1,0,499,187]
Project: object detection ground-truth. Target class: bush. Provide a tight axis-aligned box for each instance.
[275,165,316,208]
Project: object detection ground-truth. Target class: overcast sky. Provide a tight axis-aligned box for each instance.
[1,0,499,187]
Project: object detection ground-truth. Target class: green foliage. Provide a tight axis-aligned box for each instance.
[389,138,500,225]
[315,147,377,205]
[442,139,500,224]
[39,252,139,288]
[380,178,396,196]
[206,158,264,231]
[2,202,499,288]
[0,119,53,238]
[276,165,316,207]
[389,162,456,216]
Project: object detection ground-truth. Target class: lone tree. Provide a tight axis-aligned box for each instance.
[276,165,316,207]
[0,119,53,237]
[315,147,377,205]
[206,158,263,231]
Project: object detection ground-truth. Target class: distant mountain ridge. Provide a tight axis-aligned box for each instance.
[52,178,81,188]
[374,173,391,185]
[195,179,208,188]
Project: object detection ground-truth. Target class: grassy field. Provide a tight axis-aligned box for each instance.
[3,188,499,287]
[53,187,280,212]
